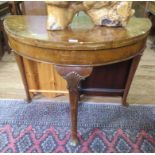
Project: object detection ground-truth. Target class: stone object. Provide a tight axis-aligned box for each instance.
[46,1,135,30]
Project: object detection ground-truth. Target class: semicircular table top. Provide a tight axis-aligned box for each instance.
[4,14,151,51]
[3,13,152,146]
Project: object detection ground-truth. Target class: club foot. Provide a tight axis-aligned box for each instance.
[69,137,79,146]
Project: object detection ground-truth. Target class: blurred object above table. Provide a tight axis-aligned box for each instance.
[145,1,155,48]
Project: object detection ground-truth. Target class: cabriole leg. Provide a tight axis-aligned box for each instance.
[55,65,92,146]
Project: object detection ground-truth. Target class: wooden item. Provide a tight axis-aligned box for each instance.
[56,66,93,145]
[46,1,135,30]
[0,1,12,59]
[4,15,151,145]
[145,2,155,48]
[9,1,23,15]
[21,1,64,98]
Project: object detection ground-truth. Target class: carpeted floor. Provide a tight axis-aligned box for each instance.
[0,99,155,153]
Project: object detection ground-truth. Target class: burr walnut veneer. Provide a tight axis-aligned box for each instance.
[4,15,151,145]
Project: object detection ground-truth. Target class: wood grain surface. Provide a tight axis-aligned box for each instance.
[3,15,151,101]
[0,43,154,104]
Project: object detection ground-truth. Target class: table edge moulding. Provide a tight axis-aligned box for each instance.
[4,14,151,146]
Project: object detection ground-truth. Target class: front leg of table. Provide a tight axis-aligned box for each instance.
[122,54,142,106]
[14,52,32,103]
[55,65,93,146]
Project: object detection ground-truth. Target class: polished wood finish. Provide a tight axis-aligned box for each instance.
[80,59,132,97]
[4,15,151,98]
[14,52,31,102]
[122,54,142,106]
[20,2,65,98]
[56,66,92,145]
[4,15,151,145]
[4,16,151,64]
[22,58,67,98]
[80,46,145,106]
[4,15,150,51]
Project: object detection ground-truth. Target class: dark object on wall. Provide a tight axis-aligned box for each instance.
[9,1,23,15]
[132,1,146,17]
[145,2,155,48]
[0,1,11,59]
[145,2,155,35]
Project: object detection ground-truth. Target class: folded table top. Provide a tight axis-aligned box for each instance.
[4,13,151,51]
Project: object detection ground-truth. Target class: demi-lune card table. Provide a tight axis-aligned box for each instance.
[4,15,151,145]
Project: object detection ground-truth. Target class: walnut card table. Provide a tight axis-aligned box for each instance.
[4,15,151,145]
